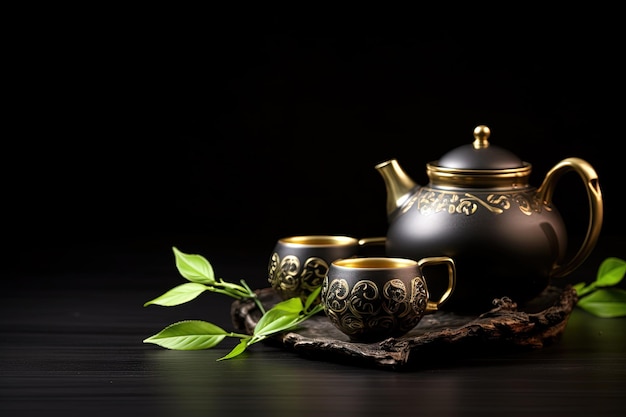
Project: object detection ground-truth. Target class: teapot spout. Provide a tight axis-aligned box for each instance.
[375,159,419,217]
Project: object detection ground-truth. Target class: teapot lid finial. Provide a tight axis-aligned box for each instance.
[472,125,491,149]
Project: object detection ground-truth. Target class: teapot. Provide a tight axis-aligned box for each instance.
[375,125,603,312]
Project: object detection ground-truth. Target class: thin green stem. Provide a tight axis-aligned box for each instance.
[248,334,268,345]
[227,332,252,339]
[214,279,251,297]
[240,279,266,314]
[576,283,597,297]
[205,287,244,299]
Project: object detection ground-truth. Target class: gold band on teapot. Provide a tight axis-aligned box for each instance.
[426,163,532,189]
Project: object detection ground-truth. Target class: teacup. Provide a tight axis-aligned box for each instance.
[268,235,386,303]
[320,256,456,342]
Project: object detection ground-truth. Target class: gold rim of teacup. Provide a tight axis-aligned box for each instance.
[279,235,359,247]
[332,257,417,269]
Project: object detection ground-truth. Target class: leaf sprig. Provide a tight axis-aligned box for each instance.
[143,247,323,360]
[573,257,626,318]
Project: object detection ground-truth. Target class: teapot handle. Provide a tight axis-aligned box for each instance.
[536,157,604,278]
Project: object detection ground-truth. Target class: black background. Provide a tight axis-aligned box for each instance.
[5,9,624,287]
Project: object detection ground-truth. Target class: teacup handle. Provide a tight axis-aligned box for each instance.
[417,256,457,313]
[358,237,387,246]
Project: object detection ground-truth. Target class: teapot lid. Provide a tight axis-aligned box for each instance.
[437,125,525,169]
[427,125,532,188]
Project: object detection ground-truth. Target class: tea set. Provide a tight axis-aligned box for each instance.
[267,125,604,342]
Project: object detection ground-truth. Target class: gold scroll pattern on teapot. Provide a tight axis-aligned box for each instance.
[400,188,548,216]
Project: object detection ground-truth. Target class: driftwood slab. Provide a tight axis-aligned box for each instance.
[230,285,577,371]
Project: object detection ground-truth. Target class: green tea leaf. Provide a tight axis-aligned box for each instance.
[577,288,626,318]
[271,297,303,313]
[596,257,626,287]
[306,304,325,317]
[143,248,327,359]
[304,286,322,312]
[143,282,207,307]
[173,246,216,284]
[573,281,598,298]
[217,339,250,361]
[253,308,301,336]
[572,282,587,294]
[143,320,227,350]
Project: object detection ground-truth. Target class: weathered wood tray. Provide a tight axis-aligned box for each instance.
[230,285,577,371]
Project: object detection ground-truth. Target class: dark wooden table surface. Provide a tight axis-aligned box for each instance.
[2,236,625,417]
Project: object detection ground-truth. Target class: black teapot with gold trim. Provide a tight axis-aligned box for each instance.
[376,125,603,312]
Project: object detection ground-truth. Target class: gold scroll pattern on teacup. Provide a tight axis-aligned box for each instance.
[322,276,428,337]
[268,253,328,298]
[400,188,546,216]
